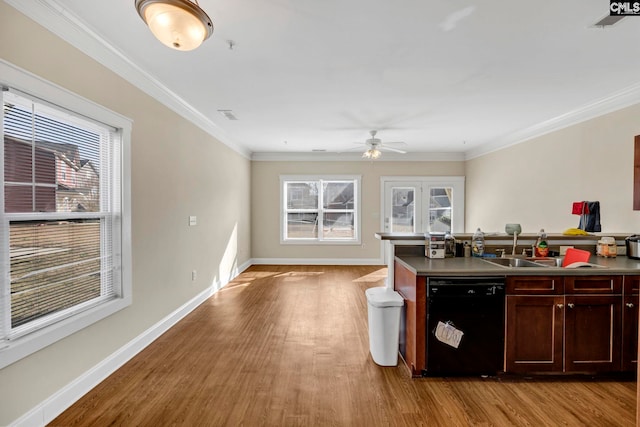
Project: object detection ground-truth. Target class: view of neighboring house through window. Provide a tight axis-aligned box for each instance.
[391,187,415,233]
[1,87,122,342]
[428,187,453,232]
[281,176,360,243]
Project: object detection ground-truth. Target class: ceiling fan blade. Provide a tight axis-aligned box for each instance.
[381,141,407,146]
[379,146,407,154]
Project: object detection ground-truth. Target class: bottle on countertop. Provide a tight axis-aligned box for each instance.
[471,228,485,258]
[534,229,549,257]
[463,241,471,258]
[444,231,455,258]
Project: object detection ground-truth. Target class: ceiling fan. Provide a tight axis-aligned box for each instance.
[357,130,407,159]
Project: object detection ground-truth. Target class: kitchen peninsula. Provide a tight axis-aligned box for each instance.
[376,232,640,378]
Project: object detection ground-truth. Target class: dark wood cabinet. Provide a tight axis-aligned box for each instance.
[506,275,563,295]
[622,276,640,372]
[396,265,636,377]
[564,294,621,373]
[505,294,563,373]
[564,275,622,294]
[394,260,426,377]
[506,275,623,374]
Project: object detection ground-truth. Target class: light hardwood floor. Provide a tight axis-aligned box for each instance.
[51,265,636,426]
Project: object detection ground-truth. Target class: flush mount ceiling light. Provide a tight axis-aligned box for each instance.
[135,0,213,51]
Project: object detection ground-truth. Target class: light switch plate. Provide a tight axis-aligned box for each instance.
[189,216,197,226]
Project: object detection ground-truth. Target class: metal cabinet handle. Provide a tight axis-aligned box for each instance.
[567,303,575,309]
[557,304,564,309]
[627,303,635,308]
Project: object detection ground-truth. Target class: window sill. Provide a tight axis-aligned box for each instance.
[281,239,362,246]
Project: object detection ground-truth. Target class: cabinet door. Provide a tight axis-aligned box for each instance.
[622,294,639,372]
[564,295,622,373]
[505,295,564,373]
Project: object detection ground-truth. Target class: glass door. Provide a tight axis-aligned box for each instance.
[383,180,459,234]
[383,182,420,233]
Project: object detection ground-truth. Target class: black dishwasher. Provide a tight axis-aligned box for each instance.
[425,277,505,376]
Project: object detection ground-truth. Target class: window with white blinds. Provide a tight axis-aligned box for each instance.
[0,61,130,369]
[2,88,120,339]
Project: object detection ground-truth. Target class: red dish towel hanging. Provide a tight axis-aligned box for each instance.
[572,201,589,215]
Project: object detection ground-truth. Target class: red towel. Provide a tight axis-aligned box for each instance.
[572,201,589,215]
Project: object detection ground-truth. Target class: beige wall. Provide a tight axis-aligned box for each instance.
[251,161,465,261]
[466,104,640,234]
[0,3,250,424]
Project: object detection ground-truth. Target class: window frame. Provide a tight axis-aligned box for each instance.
[0,59,132,369]
[280,175,361,245]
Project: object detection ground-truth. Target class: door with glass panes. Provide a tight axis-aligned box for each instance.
[383,178,463,235]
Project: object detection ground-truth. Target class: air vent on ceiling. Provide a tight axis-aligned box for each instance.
[591,15,626,27]
[218,109,238,120]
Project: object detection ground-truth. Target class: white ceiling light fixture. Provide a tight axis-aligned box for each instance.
[357,130,406,160]
[135,0,213,51]
[362,147,382,159]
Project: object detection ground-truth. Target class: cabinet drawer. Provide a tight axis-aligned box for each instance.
[623,275,640,295]
[565,276,622,294]
[506,276,563,295]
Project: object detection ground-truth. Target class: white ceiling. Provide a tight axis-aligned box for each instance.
[9,0,640,160]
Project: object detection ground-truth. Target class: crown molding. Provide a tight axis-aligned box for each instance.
[251,151,465,162]
[5,0,251,160]
[465,81,640,160]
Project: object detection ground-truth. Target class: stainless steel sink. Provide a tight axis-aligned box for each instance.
[483,258,550,268]
[483,257,606,269]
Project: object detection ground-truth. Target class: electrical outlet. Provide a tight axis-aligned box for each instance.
[189,216,197,226]
[191,270,197,281]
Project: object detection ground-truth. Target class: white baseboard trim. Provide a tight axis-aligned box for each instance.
[10,261,252,427]
[250,257,385,266]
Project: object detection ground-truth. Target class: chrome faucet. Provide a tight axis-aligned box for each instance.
[505,223,522,256]
[512,231,519,256]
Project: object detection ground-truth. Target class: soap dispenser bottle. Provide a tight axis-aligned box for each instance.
[534,229,549,257]
[471,228,485,257]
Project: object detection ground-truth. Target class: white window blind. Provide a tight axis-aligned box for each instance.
[1,87,121,340]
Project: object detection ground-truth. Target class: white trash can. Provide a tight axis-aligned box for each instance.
[365,287,404,366]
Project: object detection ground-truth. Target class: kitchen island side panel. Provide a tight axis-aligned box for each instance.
[394,260,426,377]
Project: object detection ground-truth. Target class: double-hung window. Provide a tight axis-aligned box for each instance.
[281,175,361,244]
[0,61,131,368]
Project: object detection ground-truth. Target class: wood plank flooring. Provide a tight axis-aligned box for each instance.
[50,265,637,426]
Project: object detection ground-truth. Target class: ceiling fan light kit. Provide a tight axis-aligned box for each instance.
[362,148,382,159]
[356,130,407,160]
[135,0,213,51]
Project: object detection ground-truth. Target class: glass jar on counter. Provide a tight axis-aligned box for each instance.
[597,237,617,257]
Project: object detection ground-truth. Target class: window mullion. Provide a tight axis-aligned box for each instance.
[318,179,324,241]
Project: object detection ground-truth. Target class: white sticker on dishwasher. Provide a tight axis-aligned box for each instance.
[435,321,464,349]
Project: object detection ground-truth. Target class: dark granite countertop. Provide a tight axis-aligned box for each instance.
[395,255,640,277]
